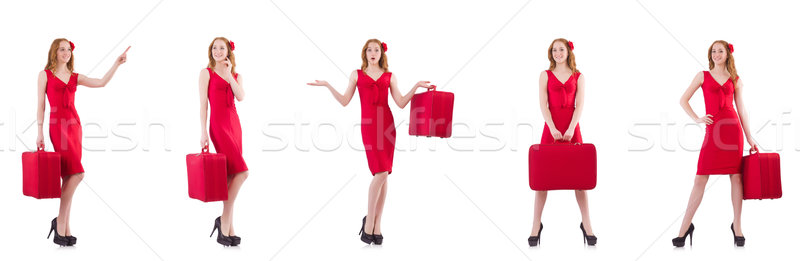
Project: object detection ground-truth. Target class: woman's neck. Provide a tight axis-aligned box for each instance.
[553,63,570,73]
[366,64,382,72]
[54,63,69,74]
[711,65,727,75]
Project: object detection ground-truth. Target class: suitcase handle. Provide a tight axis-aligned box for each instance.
[202,145,210,153]
[37,144,45,151]
[554,140,582,145]
[426,85,437,92]
[748,145,759,155]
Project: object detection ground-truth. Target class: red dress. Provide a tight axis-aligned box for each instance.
[207,68,248,175]
[356,70,395,175]
[45,70,84,176]
[696,71,743,175]
[541,70,582,144]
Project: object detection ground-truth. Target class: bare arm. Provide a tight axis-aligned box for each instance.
[733,78,757,148]
[78,46,129,88]
[199,69,210,148]
[564,74,586,137]
[538,71,561,140]
[389,74,432,109]
[307,70,358,107]
[680,72,713,125]
[36,71,47,148]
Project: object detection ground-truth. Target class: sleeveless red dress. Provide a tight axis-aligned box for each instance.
[541,70,582,144]
[356,70,395,175]
[696,71,743,175]
[207,68,248,175]
[45,70,84,176]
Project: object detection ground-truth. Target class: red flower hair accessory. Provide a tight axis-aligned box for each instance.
[229,41,235,51]
[381,42,388,52]
[567,41,574,50]
[69,41,75,51]
[728,43,734,53]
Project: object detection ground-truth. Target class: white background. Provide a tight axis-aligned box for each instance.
[1,0,798,260]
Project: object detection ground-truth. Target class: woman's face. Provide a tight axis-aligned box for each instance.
[710,43,728,66]
[365,42,382,65]
[551,41,569,64]
[57,41,72,64]
[211,39,229,62]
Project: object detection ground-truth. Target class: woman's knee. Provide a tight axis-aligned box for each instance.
[235,171,249,181]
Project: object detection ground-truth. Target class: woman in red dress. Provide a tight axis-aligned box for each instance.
[673,40,756,247]
[529,38,596,246]
[200,37,248,246]
[308,39,433,245]
[36,38,129,246]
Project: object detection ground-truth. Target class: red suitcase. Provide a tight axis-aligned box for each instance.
[186,146,228,202]
[409,85,454,138]
[741,148,781,200]
[529,143,596,191]
[22,146,62,199]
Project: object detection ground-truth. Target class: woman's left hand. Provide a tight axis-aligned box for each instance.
[222,58,234,79]
[563,127,575,142]
[747,137,757,152]
[415,81,433,89]
[116,46,130,65]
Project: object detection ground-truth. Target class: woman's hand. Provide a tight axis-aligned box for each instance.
[200,132,209,149]
[115,46,130,65]
[36,133,44,150]
[747,138,757,152]
[563,127,575,142]
[414,81,433,89]
[696,114,713,125]
[217,58,235,81]
[549,127,563,141]
[307,80,331,88]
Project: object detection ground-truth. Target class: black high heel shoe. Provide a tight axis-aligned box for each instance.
[210,216,233,246]
[580,223,597,246]
[213,217,240,246]
[47,217,69,246]
[528,223,543,247]
[67,235,77,246]
[731,223,745,247]
[358,216,374,244]
[672,223,694,247]
[372,227,383,245]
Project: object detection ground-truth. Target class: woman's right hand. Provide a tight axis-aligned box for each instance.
[36,133,44,149]
[696,114,714,125]
[200,132,209,149]
[549,127,563,141]
[307,80,330,88]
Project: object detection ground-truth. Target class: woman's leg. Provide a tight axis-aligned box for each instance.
[730,174,744,236]
[222,171,249,236]
[531,190,547,236]
[678,175,709,236]
[58,173,84,236]
[373,179,388,234]
[365,172,388,234]
[575,190,593,235]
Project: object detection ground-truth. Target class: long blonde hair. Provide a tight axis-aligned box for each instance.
[45,38,74,72]
[360,39,388,72]
[708,40,737,84]
[207,37,236,75]
[548,38,578,73]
